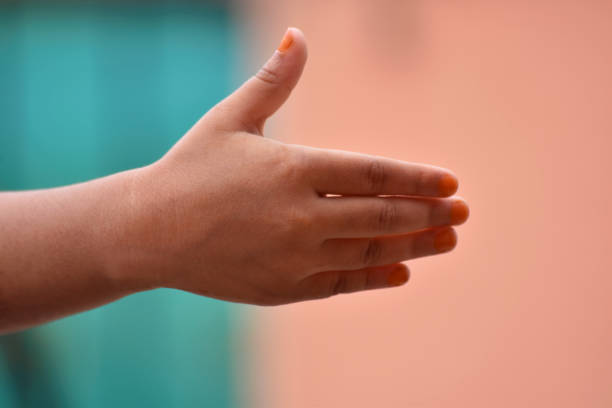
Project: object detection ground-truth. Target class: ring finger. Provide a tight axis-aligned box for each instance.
[317,227,458,271]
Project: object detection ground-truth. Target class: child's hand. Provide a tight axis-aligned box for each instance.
[117,28,469,305]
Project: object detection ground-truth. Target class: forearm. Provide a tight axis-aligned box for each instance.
[0,170,144,333]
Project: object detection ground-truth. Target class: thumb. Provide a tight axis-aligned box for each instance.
[211,27,308,135]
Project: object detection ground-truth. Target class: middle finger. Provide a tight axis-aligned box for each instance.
[317,196,469,239]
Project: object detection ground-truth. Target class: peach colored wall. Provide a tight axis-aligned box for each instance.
[239,1,612,406]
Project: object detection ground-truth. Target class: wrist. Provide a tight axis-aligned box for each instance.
[94,166,163,294]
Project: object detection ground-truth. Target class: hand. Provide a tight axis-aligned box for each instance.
[114,28,469,305]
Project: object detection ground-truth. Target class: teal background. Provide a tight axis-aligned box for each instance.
[0,1,239,406]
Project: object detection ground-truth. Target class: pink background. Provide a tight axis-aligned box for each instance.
[237,1,612,406]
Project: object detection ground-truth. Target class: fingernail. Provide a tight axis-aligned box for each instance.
[450,200,469,225]
[439,174,458,197]
[387,265,409,286]
[277,28,294,52]
[434,228,457,252]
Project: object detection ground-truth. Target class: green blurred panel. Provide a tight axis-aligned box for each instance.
[0,2,25,190]
[89,3,168,173]
[0,2,238,407]
[20,3,98,188]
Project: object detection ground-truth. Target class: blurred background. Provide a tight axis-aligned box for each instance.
[1,0,611,407]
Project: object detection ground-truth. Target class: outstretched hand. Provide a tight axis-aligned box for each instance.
[115,28,469,305]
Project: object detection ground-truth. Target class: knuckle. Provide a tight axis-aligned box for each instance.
[255,64,281,86]
[287,147,309,176]
[374,201,397,232]
[272,145,305,183]
[254,52,292,89]
[364,159,386,194]
[329,273,347,297]
[361,239,382,267]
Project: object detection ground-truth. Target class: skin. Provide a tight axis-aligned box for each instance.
[0,28,469,334]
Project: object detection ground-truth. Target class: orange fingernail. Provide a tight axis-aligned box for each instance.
[439,174,458,197]
[277,28,294,52]
[387,265,409,286]
[450,200,470,225]
[434,228,457,252]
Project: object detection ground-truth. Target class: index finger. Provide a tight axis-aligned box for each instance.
[301,147,458,197]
